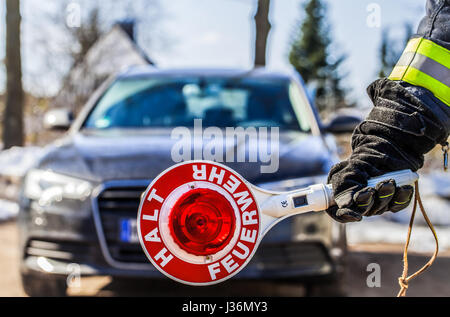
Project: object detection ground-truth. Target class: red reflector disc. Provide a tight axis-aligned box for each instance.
[169,188,236,256]
[138,161,260,285]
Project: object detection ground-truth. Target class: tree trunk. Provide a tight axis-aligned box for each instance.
[253,0,271,67]
[3,0,24,149]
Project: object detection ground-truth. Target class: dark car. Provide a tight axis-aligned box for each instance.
[18,67,351,296]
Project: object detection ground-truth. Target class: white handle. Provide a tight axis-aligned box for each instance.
[324,169,419,206]
[366,169,418,188]
[260,169,418,218]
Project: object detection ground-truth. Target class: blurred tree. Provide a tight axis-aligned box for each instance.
[378,29,393,78]
[378,23,414,78]
[3,0,25,148]
[23,0,165,96]
[56,6,103,105]
[253,0,271,67]
[69,7,102,68]
[289,0,350,112]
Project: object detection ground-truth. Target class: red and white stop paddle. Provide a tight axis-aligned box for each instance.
[137,160,418,286]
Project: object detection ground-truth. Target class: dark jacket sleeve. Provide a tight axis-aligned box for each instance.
[359,0,450,171]
[402,0,450,132]
[370,0,449,134]
[329,0,449,196]
[370,0,450,136]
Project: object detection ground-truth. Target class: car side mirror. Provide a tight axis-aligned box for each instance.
[324,115,362,134]
[43,109,74,131]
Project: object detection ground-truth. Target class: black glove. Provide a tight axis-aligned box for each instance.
[327,172,414,223]
[327,78,449,223]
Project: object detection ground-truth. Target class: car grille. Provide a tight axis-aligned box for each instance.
[96,184,149,263]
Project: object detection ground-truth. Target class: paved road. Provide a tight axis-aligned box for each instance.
[2,221,450,297]
[0,221,26,297]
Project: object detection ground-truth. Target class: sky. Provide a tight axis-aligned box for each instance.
[149,0,425,108]
[0,0,427,108]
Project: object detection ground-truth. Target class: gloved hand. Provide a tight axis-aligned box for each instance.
[327,78,448,223]
[327,165,414,223]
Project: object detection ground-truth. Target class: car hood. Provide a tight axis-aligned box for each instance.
[36,129,334,185]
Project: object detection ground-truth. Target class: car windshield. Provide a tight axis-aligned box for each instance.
[83,76,311,131]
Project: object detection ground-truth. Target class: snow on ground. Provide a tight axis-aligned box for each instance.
[347,217,450,253]
[0,146,44,221]
[347,171,450,252]
[383,171,450,226]
[0,146,44,178]
[0,199,19,222]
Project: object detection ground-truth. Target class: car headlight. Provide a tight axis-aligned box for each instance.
[256,174,328,192]
[24,169,93,206]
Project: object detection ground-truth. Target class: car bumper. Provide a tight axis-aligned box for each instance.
[21,241,336,282]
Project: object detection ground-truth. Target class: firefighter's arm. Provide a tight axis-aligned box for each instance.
[326,0,449,223]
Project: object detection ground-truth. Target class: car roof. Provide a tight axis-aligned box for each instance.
[117,65,296,81]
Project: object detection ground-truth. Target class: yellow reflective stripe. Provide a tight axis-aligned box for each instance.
[389,37,450,107]
[394,200,410,205]
[403,37,422,53]
[389,66,408,81]
[399,38,450,68]
[379,192,394,199]
[416,38,450,69]
[402,67,450,106]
